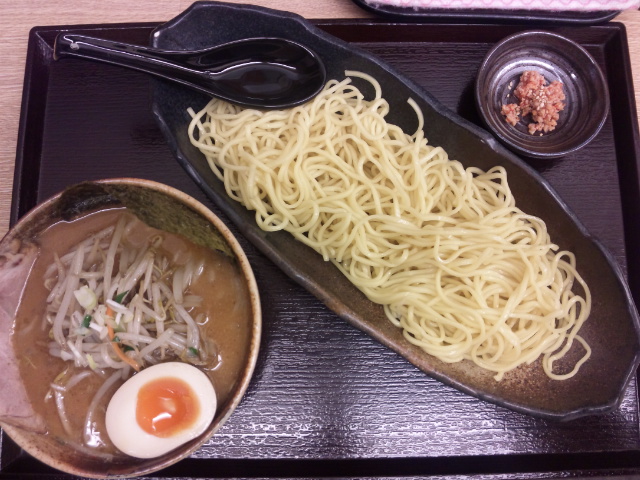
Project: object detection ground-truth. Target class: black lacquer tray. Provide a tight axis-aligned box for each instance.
[3,16,640,479]
[151,2,639,421]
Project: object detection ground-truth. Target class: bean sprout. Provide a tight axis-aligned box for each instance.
[43,214,213,443]
[44,214,207,375]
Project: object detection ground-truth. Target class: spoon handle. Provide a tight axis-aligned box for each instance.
[54,34,205,85]
[53,33,327,109]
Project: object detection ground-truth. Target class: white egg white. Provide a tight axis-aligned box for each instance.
[105,362,216,459]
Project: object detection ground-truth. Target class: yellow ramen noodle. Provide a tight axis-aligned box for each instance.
[187,71,591,381]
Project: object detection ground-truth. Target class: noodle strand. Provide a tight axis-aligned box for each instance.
[188,72,591,381]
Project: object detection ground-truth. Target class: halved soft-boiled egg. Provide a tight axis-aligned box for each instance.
[105,362,216,458]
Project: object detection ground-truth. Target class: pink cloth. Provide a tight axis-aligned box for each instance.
[364,0,640,11]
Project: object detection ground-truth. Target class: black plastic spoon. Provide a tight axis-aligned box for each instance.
[54,33,327,109]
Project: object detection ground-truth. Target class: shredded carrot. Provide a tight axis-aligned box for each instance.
[111,343,140,372]
[107,324,140,372]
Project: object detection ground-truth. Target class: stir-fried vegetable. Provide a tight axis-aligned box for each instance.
[45,214,208,373]
[42,213,211,445]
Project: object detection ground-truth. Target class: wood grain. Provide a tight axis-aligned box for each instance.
[0,2,639,238]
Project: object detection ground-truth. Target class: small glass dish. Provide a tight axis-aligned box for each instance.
[475,30,609,159]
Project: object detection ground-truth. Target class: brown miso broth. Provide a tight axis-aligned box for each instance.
[13,208,253,456]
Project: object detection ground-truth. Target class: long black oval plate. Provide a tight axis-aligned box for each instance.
[150,1,640,420]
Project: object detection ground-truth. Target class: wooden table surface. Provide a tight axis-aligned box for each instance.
[1,0,639,239]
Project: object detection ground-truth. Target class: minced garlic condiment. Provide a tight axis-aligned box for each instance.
[501,71,565,135]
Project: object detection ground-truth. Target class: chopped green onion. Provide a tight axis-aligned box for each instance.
[112,335,121,343]
[113,290,129,304]
[82,315,92,328]
[74,285,97,311]
[122,345,134,353]
[86,354,97,370]
[188,347,200,357]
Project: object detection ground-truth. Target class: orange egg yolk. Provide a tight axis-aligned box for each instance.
[136,376,200,437]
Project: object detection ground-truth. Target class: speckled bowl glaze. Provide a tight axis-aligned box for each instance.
[151,2,640,421]
[475,30,609,159]
[0,178,261,478]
